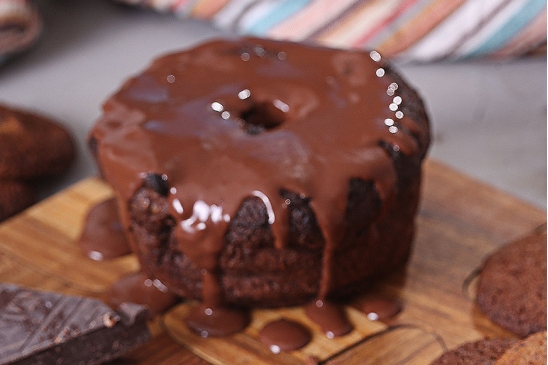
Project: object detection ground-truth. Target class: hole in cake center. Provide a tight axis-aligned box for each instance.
[143,172,170,196]
[240,99,288,134]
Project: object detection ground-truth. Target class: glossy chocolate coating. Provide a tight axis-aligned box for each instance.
[185,303,249,338]
[259,318,311,353]
[78,198,131,261]
[360,297,402,322]
[304,299,353,338]
[105,271,179,318]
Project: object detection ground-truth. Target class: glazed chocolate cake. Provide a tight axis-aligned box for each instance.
[89,37,430,309]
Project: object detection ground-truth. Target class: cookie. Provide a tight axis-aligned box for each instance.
[0,103,75,180]
[494,331,547,365]
[476,231,547,337]
[0,180,35,221]
[430,338,518,365]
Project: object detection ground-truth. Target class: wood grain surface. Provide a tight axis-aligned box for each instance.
[0,159,545,364]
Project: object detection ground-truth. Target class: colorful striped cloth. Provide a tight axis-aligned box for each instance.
[118,0,547,62]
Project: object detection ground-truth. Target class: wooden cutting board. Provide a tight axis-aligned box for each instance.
[0,159,545,365]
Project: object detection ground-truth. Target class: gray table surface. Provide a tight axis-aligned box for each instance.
[1,0,546,209]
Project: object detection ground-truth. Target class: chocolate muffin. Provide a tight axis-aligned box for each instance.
[89,37,430,308]
[476,231,547,337]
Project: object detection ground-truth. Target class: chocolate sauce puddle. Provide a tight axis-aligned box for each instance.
[185,303,249,338]
[105,271,179,317]
[304,299,353,338]
[359,297,402,322]
[259,318,311,353]
[78,198,131,260]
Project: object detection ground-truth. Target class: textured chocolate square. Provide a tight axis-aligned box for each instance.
[0,283,150,365]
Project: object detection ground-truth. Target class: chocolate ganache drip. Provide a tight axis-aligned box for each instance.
[91,38,429,326]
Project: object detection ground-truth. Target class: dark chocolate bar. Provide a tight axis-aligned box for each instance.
[0,283,150,365]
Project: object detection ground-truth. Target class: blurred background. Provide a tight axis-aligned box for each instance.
[0,0,545,209]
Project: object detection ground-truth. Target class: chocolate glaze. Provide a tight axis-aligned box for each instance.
[185,303,249,338]
[304,299,353,338]
[78,198,131,260]
[359,297,402,322]
[90,37,430,332]
[105,271,179,317]
[259,318,311,353]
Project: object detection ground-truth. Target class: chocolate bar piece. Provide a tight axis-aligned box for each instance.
[0,283,150,365]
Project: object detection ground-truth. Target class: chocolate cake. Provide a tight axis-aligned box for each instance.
[89,37,430,311]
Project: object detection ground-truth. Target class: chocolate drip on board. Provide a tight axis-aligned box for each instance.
[304,299,353,338]
[259,318,311,353]
[105,271,179,317]
[359,297,403,322]
[185,302,250,338]
[78,198,131,261]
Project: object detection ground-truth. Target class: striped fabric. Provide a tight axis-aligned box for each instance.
[119,0,547,62]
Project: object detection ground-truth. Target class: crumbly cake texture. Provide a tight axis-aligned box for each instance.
[430,338,518,365]
[89,37,430,307]
[476,232,547,338]
[0,103,75,221]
